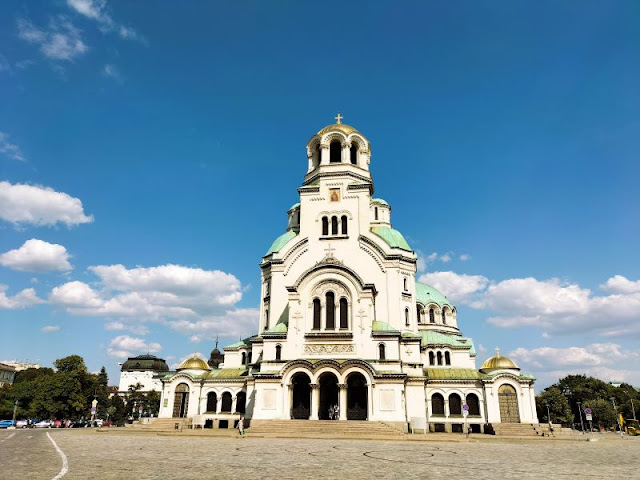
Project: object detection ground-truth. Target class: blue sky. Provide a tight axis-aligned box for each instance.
[1,1,639,389]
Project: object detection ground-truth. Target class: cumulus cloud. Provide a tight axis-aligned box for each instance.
[50,264,250,338]
[107,335,161,358]
[419,271,489,303]
[422,270,640,338]
[17,17,88,61]
[459,254,471,261]
[509,343,640,386]
[0,132,26,162]
[0,239,72,272]
[41,325,60,332]
[67,0,142,41]
[0,181,94,227]
[0,285,45,309]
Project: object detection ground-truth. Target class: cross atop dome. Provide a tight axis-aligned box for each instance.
[334,113,343,124]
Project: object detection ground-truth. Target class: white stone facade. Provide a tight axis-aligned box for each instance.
[157,120,538,432]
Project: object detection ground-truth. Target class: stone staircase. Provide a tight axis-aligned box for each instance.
[139,418,192,431]
[491,423,556,437]
[247,420,406,439]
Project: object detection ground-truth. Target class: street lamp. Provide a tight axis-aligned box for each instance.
[545,403,551,423]
[562,387,574,430]
[611,397,623,437]
[577,401,585,433]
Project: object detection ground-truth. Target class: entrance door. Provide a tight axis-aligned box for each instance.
[347,373,368,420]
[290,372,311,419]
[318,372,338,420]
[173,383,190,418]
[498,384,520,423]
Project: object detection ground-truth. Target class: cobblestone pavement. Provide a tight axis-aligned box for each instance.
[1,429,638,479]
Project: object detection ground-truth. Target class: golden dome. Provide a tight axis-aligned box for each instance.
[317,122,360,136]
[480,349,520,371]
[177,354,210,371]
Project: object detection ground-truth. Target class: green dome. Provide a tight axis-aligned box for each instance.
[371,198,389,206]
[121,354,169,372]
[371,226,412,251]
[415,282,453,308]
[265,230,297,256]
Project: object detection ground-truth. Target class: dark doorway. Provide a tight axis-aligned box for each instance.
[291,372,311,419]
[221,392,232,412]
[172,383,189,418]
[318,372,339,420]
[236,391,246,414]
[347,373,368,420]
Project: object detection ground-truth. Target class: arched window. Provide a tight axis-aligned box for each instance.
[437,351,443,365]
[445,351,451,365]
[442,309,446,324]
[405,308,410,327]
[449,393,462,415]
[275,344,281,361]
[403,277,408,291]
[429,308,435,323]
[429,351,435,365]
[379,343,386,360]
[313,298,321,330]
[236,391,246,414]
[431,393,445,416]
[331,216,338,235]
[330,141,341,163]
[264,309,269,331]
[350,144,358,164]
[322,216,328,236]
[326,292,335,329]
[241,352,246,365]
[341,215,347,235]
[315,143,321,167]
[206,392,217,412]
[374,207,378,220]
[466,393,480,416]
[221,392,232,412]
[416,305,422,324]
[339,297,348,329]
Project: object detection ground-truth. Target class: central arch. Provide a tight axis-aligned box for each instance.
[498,384,520,423]
[346,372,368,420]
[318,372,339,420]
[173,383,189,418]
[290,372,311,419]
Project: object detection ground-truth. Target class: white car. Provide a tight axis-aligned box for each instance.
[16,420,28,428]
[34,420,53,428]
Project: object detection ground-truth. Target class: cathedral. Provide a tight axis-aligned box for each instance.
[156,117,538,433]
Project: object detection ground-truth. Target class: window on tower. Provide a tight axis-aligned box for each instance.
[322,217,329,236]
[330,141,341,163]
[445,351,451,365]
[442,309,446,324]
[429,351,435,365]
[429,308,435,323]
[404,307,410,327]
[374,207,379,220]
[379,343,386,360]
[331,216,338,235]
[339,297,348,329]
[341,215,347,235]
[350,144,358,165]
[313,298,321,330]
[326,292,335,329]
[275,344,282,361]
[437,351,443,365]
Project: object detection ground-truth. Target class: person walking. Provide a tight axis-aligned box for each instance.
[237,416,245,437]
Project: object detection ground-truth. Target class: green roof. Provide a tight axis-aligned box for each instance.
[424,368,487,381]
[371,198,389,206]
[264,322,288,334]
[420,331,474,353]
[415,282,452,308]
[265,230,297,256]
[371,227,412,251]
[288,202,300,211]
[223,336,252,350]
[372,321,399,333]
[205,368,247,379]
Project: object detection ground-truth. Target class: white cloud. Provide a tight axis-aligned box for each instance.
[67,0,142,41]
[103,64,122,82]
[18,18,88,61]
[459,254,471,261]
[106,335,161,358]
[418,271,489,303]
[0,285,45,309]
[601,275,640,294]
[0,181,94,227]
[41,325,60,332]
[166,308,260,340]
[509,343,640,387]
[0,239,72,272]
[104,320,149,335]
[0,132,26,162]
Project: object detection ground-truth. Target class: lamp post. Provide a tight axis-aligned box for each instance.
[545,403,551,423]
[562,387,574,430]
[577,401,585,433]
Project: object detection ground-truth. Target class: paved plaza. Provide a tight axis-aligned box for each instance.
[1,428,637,479]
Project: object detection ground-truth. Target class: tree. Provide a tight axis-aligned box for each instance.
[585,398,617,429]
[108,394,127,424]
[536,386,573,425]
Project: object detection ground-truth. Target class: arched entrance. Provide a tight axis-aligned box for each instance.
[206,392,217,413]
[498,384,520,423]
[173,383,189,418]
[346,372,368,420]
[291,372,311,419]
[236,391,246,414]
[318,372,339,420]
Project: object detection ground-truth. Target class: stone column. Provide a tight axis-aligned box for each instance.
[283,383,291,419]
[310,384,319,420]
[339,384,348,420]
[320,145,328,165]
[232,395,237,414]
[216,396,221,414]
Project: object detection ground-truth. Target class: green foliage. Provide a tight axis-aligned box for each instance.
[536,386,573,424]
[584,398,617,429]
[108,394,127,424]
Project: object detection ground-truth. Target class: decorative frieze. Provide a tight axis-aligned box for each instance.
[304,344,355,354]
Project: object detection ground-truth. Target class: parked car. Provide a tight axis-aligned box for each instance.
[34,420,54,428]
[102,421,112,427]
[0,420,16,428]
[53,420,63,428]
[16,420,28,428]
[70,419,89,428]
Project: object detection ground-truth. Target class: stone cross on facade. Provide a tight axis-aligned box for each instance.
[324,243,335,258]
[291,309,303,332]
[356,309,367,333]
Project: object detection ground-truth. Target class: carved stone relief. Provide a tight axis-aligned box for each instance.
[304,344,355,354]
